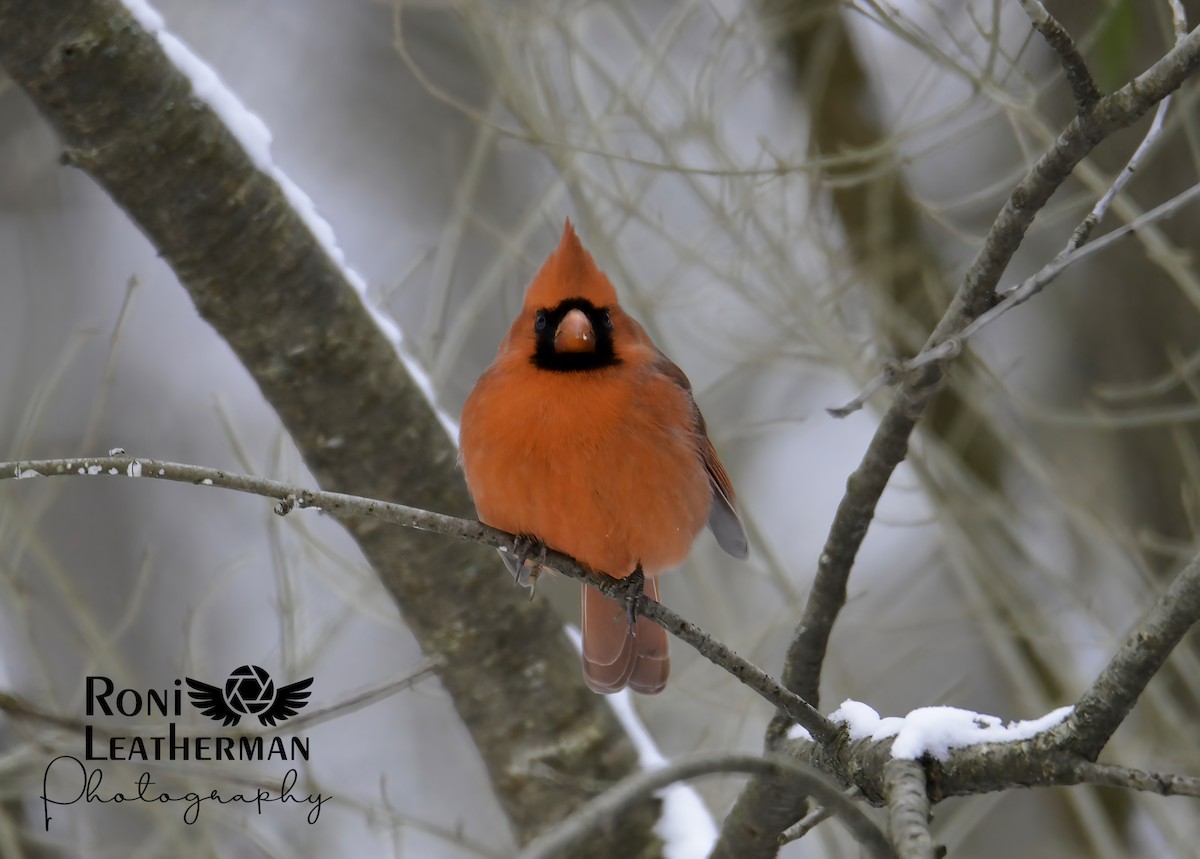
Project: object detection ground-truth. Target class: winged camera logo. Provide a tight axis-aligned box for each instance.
[40,666,328,830]
[187,665,313,727]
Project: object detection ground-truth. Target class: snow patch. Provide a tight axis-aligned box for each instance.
[15,468,41,479]
[201,478,213,486]
[127,461,143,477]
[830,699,1074,760]
[785,723,812,741]
[829,700,904,742]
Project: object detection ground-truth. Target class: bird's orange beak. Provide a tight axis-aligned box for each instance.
[554,308,595,353]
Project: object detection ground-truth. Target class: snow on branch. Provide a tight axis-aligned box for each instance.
[7,450,1200,841]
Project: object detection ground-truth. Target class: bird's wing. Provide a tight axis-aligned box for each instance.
[186,678,241,727]
[652,350,749,559]
[259,677,313,727]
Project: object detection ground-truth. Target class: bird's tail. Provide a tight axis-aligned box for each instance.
[580,576,669,694]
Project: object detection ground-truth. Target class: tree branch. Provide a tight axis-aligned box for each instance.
[884,759,936,859]
[1051,550,1200,760]
[774,548,1200,805]
[0,454,838,743]
[514,754,894,859]
[832,176,1200,417]
[832,3,1193,419]
[1072,761,1200,798]
[1019,0,1102,112]
[788,724,1200,807]
[7,454,1198,842]
[782,22,1200,712]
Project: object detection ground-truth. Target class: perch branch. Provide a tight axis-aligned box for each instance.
[0,455,837,742]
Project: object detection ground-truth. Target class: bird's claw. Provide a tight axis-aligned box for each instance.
[624,567,645,635]
[511,534,547,596]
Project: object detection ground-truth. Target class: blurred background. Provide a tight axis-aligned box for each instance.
[2,0,1200,856]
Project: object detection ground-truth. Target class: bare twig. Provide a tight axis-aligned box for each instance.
[515,754,894,859]
[1068,0,1187,246]
[6,479,1199,837]
[832,7,1194,421]
[884,759,936,859]
[1072,761,1200,798]
[1051,550,1200,760]
[1019,0,1102,112]
[777,789,860,846]
[0,454,838,743]
[784,4,1200,754]
[833,176,1200,417]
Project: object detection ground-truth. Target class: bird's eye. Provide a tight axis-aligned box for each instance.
[534,311,548,331]
[601,310,613,330]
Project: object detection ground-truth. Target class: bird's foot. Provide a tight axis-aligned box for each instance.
[624,566,646,635]
[512,534,547,598]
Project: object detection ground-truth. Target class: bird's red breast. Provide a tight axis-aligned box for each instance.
[459,219,747,694]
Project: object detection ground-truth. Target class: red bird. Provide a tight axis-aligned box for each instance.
[459,220,747,694]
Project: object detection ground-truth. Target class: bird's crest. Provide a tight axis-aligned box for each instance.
[524,219,619,311]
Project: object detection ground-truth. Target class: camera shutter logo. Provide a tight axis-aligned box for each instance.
[186,665,313,727]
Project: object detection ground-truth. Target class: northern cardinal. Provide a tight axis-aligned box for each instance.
[459,220,747,694]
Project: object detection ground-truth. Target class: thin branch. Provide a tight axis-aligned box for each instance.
[0,454,838,743]
[781,393,927,705]
[1072,761,1200,798]
[779,28,1200,729]
[774,25,1200,839]
[778,805,830,846]
[833,176,1200,417]
[1068,0,1187,246]
[777,788,860,846]
[8,462,1200,831]
[514,754,894,859]
[1051,550,1200,760]
[832,55,1196,421]
[884,759,936,859]
[1019,0,1102,112]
